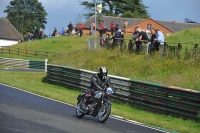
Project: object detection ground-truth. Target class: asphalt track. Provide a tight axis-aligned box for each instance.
[0,83,170,133]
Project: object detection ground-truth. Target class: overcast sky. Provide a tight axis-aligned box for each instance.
[0,0,200,34]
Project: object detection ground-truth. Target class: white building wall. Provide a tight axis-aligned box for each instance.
[0,39,18,47]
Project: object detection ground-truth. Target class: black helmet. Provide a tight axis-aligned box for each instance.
[98,67,108,79]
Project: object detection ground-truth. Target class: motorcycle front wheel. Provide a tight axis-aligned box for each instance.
[76,100,85,118]
[97,102,111,123]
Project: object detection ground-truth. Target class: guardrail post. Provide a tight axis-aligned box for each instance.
[1,46,3,54]
[8,46,10,55]
[45,59,48,72]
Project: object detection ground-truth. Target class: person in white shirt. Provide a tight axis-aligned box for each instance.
[154,29,165,56]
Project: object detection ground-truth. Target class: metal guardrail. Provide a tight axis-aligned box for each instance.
[46,64,200,121]
[0,57,48,71]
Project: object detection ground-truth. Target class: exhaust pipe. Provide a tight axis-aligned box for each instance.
[74,106,86,114]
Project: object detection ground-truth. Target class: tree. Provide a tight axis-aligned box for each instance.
[4,0,48,36]
[80,0,149,19]
[74,14,83,26]
[184,18,196,23]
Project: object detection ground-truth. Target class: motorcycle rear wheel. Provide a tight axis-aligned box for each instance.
[76,100,85,118]
[97,102,111,123]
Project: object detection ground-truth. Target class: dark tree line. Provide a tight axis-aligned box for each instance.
[80,0,149,19]
[4,0,47,37]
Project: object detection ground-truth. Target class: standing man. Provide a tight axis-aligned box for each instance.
[99,21,105,35]
[90,22,95,35]
[110,21,115,36]
[79,23,84,37]
[124,20,128,34]
[68,22,73,36]
[154,28,165,56]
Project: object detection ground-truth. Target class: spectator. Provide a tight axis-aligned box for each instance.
[123,20,128,34]
[149,28,158,54]
[75,25,80,35]
[99,21,105,35]
[56,32,61,37]
[52,27,57,37]
[114,27,124,43]
[132,27,139,41]
[90,22,95,35]
[65,27,69,35]
[68,22,73,36]
[99,34,105,46]
[110,21,115,35]
[61,28,65,35]
[135,27,149,54]
[79,23,84,37]
[103,26,107,34]
[106,33,111,39]
[71,27,77,35]
[23,35,27,41]
[154,28,165,56]
[115,22,119,33]
[18,38,23,43]
[39,29,43,39]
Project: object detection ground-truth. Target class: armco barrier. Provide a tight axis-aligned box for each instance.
[0,57,48,71]
[46,64,200,121]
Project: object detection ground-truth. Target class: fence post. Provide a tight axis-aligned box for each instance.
[193,44,198,57]
[9,46,10,55]
[45,59,48,72]
[36,50,38,57]
[178,43,182,60]
[1,46,3,54]
[26,50,27,56]
[146,42,150,55]
[18,48,19,55]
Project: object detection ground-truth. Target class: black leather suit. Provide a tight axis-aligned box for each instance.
[89,73,114,91]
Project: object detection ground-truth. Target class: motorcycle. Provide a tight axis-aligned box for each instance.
[74,87,113,123]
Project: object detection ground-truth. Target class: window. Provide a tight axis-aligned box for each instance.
[147,24,152,30]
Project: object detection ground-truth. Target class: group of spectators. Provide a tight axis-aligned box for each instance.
[19,29,45,43]
[90,20,128,36]
[19,19,165,56]
[92,19,165,56]
[132,27,165,55]
[50,22,85,38]
[90,20,128,46]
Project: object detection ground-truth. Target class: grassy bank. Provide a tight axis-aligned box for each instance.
[0,27,200,132]
[0,71,199,133]
[1,27,200,90]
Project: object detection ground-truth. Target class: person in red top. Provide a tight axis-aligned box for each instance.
[99,21,104,35]
[79,23,84,37]
[110,21,115,35]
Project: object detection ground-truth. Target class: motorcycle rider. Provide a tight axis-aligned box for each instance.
[85,67,114,111]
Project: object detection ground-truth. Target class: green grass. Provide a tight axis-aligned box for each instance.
[0,71,199,133]
[1,27,200,133]
[2,29,200,90]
